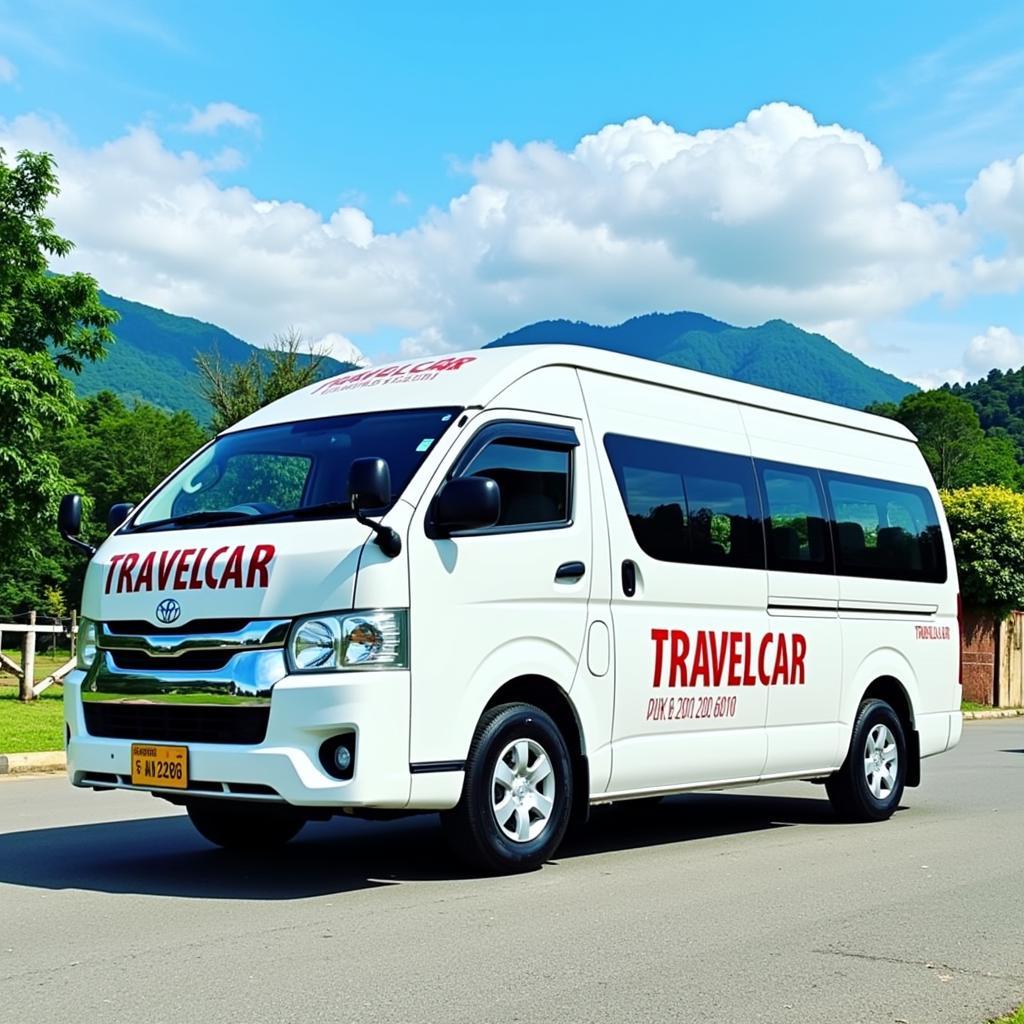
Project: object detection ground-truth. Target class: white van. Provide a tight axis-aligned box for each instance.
[59,344,962,872]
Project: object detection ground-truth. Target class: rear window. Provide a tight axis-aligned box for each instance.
[825,473,946,583]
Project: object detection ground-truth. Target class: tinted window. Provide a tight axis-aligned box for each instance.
[757,462,833,574]
[604,434,764,569]
[825,473,946,583]
[463,440,570,527]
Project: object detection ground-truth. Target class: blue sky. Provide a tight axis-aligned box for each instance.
[1,0,1023,383]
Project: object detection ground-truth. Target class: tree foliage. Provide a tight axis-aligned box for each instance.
[867,390,1024,489]
[195,327,329,432]
[941,486,1024,617]
[0,148,117,556]
[945,367,1024,461]
[0,391,208,615]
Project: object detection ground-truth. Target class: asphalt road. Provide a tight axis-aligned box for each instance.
[1,722,1022,1024]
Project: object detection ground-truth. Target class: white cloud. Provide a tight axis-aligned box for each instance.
[0,56,15,84]
[3,102,1024,364]
[965,325,1024,371]
[182,101,260,135]
[317,333,369,366]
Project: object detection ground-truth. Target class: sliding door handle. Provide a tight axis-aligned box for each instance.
[555,561,586,582]
[621,559,636,597]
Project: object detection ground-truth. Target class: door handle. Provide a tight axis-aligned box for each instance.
[555,561,586,582]
[621,559,637,597]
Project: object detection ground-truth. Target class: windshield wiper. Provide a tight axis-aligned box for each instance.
[131,509,260,533]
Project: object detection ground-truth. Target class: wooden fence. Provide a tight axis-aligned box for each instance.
[0,611,77,701]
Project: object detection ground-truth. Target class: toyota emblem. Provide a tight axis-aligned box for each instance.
[155,598,181,625]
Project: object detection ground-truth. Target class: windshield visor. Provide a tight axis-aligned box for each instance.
[129,407,460,532]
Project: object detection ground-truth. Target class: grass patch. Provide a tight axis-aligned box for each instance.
[990,1007,1024,1023]
[0,686,64,753]
[962,700,994,712]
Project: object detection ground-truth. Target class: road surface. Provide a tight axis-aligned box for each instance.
[2,721,1022,1024]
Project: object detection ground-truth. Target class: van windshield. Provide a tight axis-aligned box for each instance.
[129,407,460,532]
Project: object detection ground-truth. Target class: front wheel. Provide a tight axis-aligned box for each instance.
[442,703,573,873]
[186,798,306,851]
[826,698,907,822]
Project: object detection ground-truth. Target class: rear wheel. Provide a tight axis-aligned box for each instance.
[826,698,907,822]
[186,798,306,851]
[442,703,573,873]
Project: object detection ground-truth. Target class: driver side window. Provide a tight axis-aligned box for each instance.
[459,433,573,529]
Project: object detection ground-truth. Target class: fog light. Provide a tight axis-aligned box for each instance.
[319,734,356,781]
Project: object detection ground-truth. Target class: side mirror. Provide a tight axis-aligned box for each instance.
[58,494,96,557]
[107,502,134,533]
[348,457,392,510]
[433,476,501,535]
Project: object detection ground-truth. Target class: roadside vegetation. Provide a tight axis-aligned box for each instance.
[990,1006,1024,1023]
[0,686,63,753]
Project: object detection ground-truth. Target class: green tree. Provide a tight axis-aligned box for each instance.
[195,327,329,432]
[871,389,1023,489]
[0,148,116,553]
[941,486,1024,617]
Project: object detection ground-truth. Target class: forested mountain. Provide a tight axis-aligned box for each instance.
[67,291,356,423]
[489,312,916,409]
[946,368,1024,454]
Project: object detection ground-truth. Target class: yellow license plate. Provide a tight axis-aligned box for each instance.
[131,743,188,789]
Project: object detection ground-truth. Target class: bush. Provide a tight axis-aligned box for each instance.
[941,486,1024,617]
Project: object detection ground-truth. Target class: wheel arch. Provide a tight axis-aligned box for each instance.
[860,675,921,788]
[484,674,591,825]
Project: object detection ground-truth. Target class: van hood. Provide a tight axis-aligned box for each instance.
[82,520,372,626]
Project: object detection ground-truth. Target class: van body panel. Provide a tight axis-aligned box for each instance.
[66,343,960,821]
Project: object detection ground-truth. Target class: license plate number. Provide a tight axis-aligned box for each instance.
[131,743,188,789]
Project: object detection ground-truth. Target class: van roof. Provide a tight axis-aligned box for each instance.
[230,343,916,443]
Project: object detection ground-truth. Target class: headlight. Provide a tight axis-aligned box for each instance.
[77,618,98,670]
[288,609,408,672]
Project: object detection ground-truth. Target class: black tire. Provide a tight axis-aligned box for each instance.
[442,702,574,873]
[826,698,907,822]
[186,798,306,851]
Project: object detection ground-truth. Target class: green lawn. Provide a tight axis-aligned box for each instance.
[962,700,993,712]
[0,686,64,753]
[991,1007,1024,1023]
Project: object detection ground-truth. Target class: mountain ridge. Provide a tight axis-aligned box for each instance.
[488,311,915,409]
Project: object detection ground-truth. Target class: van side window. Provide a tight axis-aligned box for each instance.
[604,434,764,569]
[756,461,833,574]
[462,439,571,527]
[824,473,947,583]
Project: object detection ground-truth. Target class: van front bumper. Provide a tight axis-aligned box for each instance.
[65,667,461,810]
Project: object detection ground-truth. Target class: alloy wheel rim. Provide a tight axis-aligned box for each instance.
[863,723,899,801]
[491,737,556,843]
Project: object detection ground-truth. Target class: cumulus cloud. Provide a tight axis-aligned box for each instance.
[0,56,15,84]
[966,153,1024,292]
[183,101,260,135]
[965,325,1024,371]
[1,102,1022,362]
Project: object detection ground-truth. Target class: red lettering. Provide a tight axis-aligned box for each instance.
[691,631,709,687]
[205,546,228,588]
[246,544,276,589]
[105,554,126,594]
[791,633,807,685]
[157,550,182,590]
[707,631,728,686]
[219,546,244,588]
[727,631,743,687]
[771,635,790,685]
[758,633,774,685]
[742,633,756,685]
[117,553,139,594]
[651,628,668,687]
[189,548,207,590]
[446,356,475,370]
[669,630,690,687]
[135,551,155,592]
[173,549,196,590]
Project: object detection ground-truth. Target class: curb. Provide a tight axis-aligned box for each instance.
[0,750,66,775]
[962,709,1024,720]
